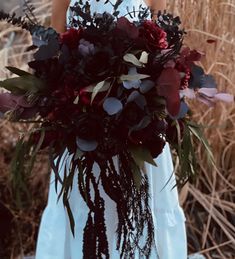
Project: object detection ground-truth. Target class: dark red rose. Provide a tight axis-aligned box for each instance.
[76,113,104,141]
[145,136,166,158]
[60,28,83,49]
[83,51,115,81]
[141,21,168,51]
[121,102,145,128]
[130,120,167,144]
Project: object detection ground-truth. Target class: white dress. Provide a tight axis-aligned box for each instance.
[36,1,187,258]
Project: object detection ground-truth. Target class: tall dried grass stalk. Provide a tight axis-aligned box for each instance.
[0,0,234,258]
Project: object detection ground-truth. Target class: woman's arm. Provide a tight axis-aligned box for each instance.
[51,0,70,33]
[145,0,166,20]
[145,0,166,11]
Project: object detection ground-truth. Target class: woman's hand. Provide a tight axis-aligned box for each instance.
[51,0,70,33]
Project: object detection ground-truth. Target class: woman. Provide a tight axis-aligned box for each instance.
[36,0,187,258]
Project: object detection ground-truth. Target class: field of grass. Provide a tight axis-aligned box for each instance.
[0,0,234,258]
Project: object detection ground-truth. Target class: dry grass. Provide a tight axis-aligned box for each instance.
[0,0,234,258]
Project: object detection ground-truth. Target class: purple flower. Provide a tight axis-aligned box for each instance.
[78,39,95,57]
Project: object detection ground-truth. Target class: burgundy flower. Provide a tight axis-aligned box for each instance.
[156,68,181,117]
[60,28,83,49]
[116,17,139,39]
[141,21,168,51]
[75,113,104,141]
[130,120,167,144]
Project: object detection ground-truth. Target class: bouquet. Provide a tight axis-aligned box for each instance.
[0,1,233,257]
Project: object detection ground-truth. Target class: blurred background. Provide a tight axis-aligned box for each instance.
[0,0,234,258]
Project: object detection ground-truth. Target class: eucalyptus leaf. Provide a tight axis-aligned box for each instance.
[120,73,150,82]
[129,116,151,134]
[103,97,123,115]
[91,80,111,104]
[73,96,79,104]
[127,91,147,109]
[140,80,155,94]
[123,53,143,67]
[76,138,98,152]
[139,51,149,64]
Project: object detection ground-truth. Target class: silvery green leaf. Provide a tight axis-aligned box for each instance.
[129,116,151,133]
[91,80,110,104]
[73,96,79,104]
[76,138,98,152]
[135,94,147,109]
[139,51,149,64]
[103,97,123,115]
[127,90,140,103]
[123,53,143,67]
[122,67,141,89]
[123,80,141,89]
[127,91,146,109]
[140,80,155,93]
[120,67,150,83]
[120,73,150,82]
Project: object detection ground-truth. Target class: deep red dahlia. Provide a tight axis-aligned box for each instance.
[142,20,168,51]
